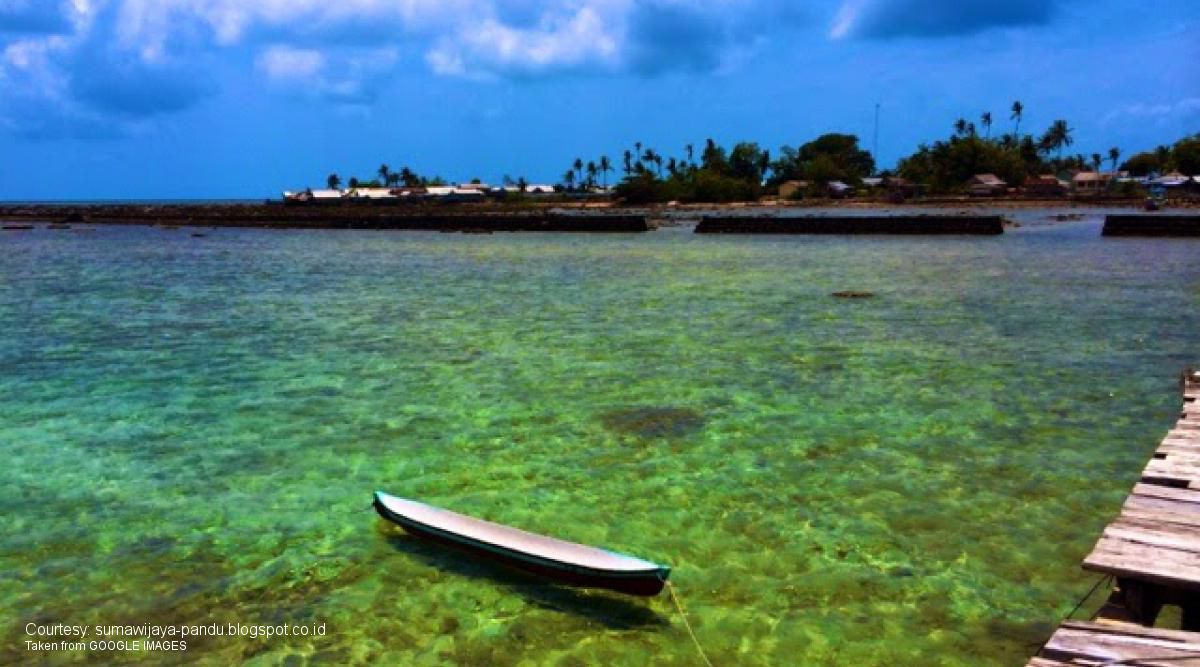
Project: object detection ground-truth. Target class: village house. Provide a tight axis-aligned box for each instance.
[1071,171,1113,195]
[1023,174,1067,197]
[966,173,1007,197]
[346,187,396,200]
[777,180,809,199]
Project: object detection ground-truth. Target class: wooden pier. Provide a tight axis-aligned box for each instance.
[1028,369,1200,666]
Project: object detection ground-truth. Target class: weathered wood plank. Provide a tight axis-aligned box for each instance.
[1059,620,1200,643]
[1083,536,1200,589]
[1121,496,1200,528]
[1142,458,1200,486]
[1132,483,1200,505]
[1104,519,1200,554]
[1042,622,1200,666]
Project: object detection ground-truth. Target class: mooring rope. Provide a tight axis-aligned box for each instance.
[1075,573,1113,621]
[1030,574,1113,654]
[665,580,715,667]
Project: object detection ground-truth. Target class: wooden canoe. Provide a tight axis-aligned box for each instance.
[373,491,670,596]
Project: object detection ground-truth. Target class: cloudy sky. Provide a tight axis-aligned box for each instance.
[1,0,1197,199]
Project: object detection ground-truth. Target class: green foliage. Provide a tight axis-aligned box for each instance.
[729,142,768,183]
[1120,151,1161,176]
[770,133,874,186]
[613,172,664,204]
[1173,135,1200,174]
[897,136,1027,193]
[700,138,728,175]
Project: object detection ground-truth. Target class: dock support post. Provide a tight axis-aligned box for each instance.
[1118,578,1164,626]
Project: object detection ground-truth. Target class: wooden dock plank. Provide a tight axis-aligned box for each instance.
[1141,458,1200,487]
[1083,536,1200,590]
[1039,620,1200,666]
[1131,483,1200,505]
[1120,497,1200,528]
[1103,519,1200,554]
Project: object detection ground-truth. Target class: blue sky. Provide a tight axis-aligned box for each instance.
[0,0,1197,199]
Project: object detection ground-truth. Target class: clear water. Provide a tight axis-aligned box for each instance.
[2,213,1198,666]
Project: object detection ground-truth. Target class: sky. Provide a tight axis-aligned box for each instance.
[0,0,1197,199]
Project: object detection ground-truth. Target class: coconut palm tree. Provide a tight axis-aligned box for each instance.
[634,141,642,156]
[953,118,968,136]
[981,112,993,139]
[563,170,575,191]
[378,164,390,186]
[622,150,633,176]
[1011,100,1024,137]
[399,167,417,187]
[1041,119,1074,159]
[1108,147,1121,172]
[598,156,612,188]
[685,143,695,165]
[586,161,597,188]
[1091,153,1103,172]
[573,158,583,186]
[327,173,341,190]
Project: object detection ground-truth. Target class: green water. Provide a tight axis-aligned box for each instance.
[2,216,1199,665]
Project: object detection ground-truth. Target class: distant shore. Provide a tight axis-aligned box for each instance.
[0,196,1185,230]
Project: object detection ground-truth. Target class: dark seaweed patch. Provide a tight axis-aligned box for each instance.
[598,407,705,439]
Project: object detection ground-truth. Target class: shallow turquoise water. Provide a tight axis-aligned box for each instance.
[2,218,1199,665]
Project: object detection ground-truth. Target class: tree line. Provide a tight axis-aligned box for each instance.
[313,100,1198,201]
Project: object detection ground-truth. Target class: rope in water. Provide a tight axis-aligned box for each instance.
[665,580,715,667]
[1029,573,1113,653]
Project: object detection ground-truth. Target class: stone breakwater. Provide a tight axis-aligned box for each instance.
[1102,214,1200,237]
[694,215,1005,235]
[0,204,650,232]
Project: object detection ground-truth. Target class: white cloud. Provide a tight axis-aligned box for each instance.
[255,44,399,104]
[256,45,324,81]
[427,5,620,77]
[1101,98,1200,126]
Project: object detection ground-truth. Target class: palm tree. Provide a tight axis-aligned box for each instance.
[563,170,575,191]
[1041,119,1074,159]
[685,143,695,165]
[667,157,678,177]
[1011,100,1024,137]
[327,173,341,190]
[586,161,597,188]
[1091,153,1102,172]
[399,167,417,187]
[1108,147,1121,172]
[966,122,977,137]
[378,164,390,186]
[622,150,632,176]
[573,158,583,186]
[981,112,993,139]
[953,118,968,136]
[634,141,642,156]
[598,155,612,189]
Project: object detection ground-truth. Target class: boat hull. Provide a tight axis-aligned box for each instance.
[374,496,667,596]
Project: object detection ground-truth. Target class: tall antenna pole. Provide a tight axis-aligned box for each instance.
[872,102,880,174]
